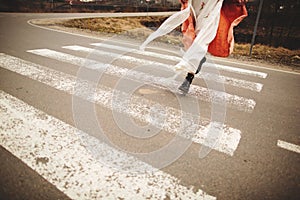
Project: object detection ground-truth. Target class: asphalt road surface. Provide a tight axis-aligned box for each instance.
[0,12,299,200]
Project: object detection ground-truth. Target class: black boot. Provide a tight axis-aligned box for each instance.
[178,72,194,95]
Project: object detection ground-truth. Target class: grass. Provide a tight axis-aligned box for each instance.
[60,16,300,69]
[62,16,168,34]
[233,44,300,67]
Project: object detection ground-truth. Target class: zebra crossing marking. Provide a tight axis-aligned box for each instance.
[0,53,241,155]
[63,45,264,92]
[0,39,269,198]
[0,90,216,200]
[277,140,300,154]
[27,48,257,113]
[91,42,268,79]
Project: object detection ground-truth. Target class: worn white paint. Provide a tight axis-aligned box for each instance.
[91,43,268,78]
[63,45,264,92]
[0,90,216,199]
[277,140,300,154]
[213,63,267,79]
[0,53,241,155]
[92,42,182,61]
[27,48,257,112]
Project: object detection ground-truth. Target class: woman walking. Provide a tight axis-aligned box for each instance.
[141,0,248,94]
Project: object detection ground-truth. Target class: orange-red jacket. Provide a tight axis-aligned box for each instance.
[180,0,248,57]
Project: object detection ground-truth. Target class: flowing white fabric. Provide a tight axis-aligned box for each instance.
[179,0,223,72]
[139,1,193,51]
[140,0,224,73]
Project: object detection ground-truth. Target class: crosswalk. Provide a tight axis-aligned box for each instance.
[26,48,256,113]
[0,90,216,199]
[0,41,268,199]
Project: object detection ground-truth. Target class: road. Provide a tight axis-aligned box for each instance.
[0,12,299,200]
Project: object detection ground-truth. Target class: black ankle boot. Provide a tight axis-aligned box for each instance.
[178,72,194,95]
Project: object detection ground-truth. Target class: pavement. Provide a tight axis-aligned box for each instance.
[0,12,299,200]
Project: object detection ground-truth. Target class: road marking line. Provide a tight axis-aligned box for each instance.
[213,63,267,78]
[91,43,268,79]
[63,45,264,92]
[92,42,181,61]
[0,53,241,155]
[27,48,256,112]
[277,140,300,154]
[0,90,215,200]
[26,12,176,41]
[208,57,300,76]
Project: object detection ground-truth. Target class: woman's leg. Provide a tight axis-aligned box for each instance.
[178,57,206,94]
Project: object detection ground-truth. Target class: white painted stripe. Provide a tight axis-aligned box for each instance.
[208,56,300,76]
[63,45,264,92]
[92,42,180,61]
[0,53,241,155]
[277,140,300,154]
[0,90,216,199]
[91,43,268,78]
[147,46,300,76]
[214,63,267,79]
[63,45,167,68]
[27,48,256,112]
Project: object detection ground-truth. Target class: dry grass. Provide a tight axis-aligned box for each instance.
[62,16,182,45]
[233,43,300,67]
[60,16,300,68]
[62,16,167,34]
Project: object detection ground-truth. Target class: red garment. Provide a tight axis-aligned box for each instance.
[180,0,248,57]
[180,1,196,50]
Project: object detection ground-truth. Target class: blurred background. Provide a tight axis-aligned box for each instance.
[0,0,299,50]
